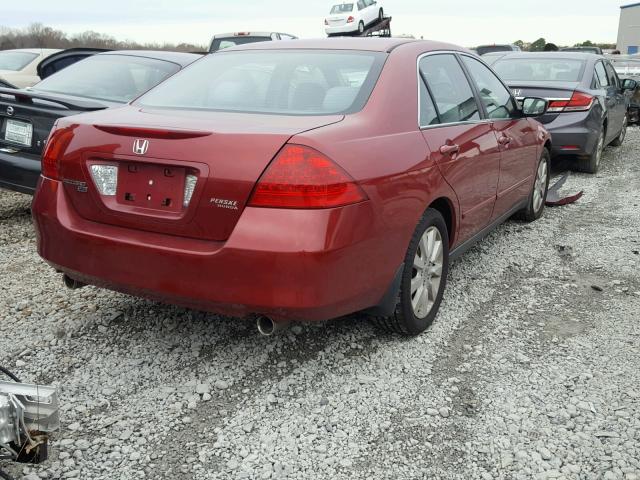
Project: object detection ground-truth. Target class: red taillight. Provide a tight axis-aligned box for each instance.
[248,144,368,209]
[347,16,355,23]
[547,92,594,113]
[42,126,75,181]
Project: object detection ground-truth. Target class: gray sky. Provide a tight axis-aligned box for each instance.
[4,0,627,47]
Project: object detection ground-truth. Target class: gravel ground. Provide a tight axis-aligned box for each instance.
[1,128,639,480]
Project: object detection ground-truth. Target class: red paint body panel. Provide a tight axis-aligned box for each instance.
[32,40,550,322]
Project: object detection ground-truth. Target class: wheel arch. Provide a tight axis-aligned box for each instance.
[428,196,456,247]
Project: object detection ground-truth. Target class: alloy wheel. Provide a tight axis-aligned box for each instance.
[533,157,548,213]
[411,226,444,319]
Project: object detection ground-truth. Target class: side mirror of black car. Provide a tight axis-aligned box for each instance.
[521,97,549,117]
[622,79,637,91]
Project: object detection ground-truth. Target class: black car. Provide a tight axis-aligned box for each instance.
[0,50,201,194]
[491,52,635,173]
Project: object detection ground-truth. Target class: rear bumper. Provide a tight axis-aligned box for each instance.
[325,24,358,34]
[0,150,40,194]
[543,110,601,157]
[32,177,400,322]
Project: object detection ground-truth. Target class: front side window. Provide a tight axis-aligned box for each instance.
[461,56,516,120]
[138,50,385,116]
[0,51,38,71]
[605,62,620,88]
[419,54,480,124]
[595,62,609,88]
[32,55,180,103]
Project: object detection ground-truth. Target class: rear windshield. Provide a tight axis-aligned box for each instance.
[0,51,38,71]
[331,3,354,13]
[611,59,640,76]
[493,58,585,82]
[32,55,181,103]
[137,50,386,116]
[210,37,272,52]
[477,46,514,56]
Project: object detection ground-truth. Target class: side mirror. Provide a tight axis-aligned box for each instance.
[622,78,637,91]
[521,97,548,117]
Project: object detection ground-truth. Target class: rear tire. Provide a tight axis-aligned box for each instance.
[358,21,365,34]
[576,127,605,174]
[373,209,449,336]
[520,148,550,222]
[610,115,628,147]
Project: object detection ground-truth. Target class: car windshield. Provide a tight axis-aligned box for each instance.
[0,51,38,71]
[210,37,272,52]
[493,58,585,82]
[137,50,385,116]
[331,3,354,13]
[31,55,181,103]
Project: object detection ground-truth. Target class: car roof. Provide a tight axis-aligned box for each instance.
[96,50,202,66]
[218,38,465,53]
[212,32,292,38]
[491,51,602,61]
[1,48,61,55]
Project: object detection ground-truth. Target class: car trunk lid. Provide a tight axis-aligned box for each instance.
[58,106,344,241]
[507,81,581,124]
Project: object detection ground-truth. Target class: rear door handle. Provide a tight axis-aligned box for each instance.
[498,135,512,145]
[439,144,460,155]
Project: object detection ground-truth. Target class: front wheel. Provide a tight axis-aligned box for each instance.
[373,209,449,336]
[520,148,550,222]
[610,115,628,147]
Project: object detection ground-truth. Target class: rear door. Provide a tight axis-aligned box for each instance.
[595,60,622,140]
[604,60,626,139]
[418,53,500,244]
[459,54,539,217]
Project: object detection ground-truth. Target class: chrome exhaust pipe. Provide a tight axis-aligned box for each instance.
[256,316,288,336]
[63,274,85,290]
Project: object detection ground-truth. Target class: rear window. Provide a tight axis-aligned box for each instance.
[611,59,640,76]
[0,51,38,71]
[331,3,354,13]
[137,50,386,116]
[493,58,585,82]
[210,37,272,52]
[32,55,181,103]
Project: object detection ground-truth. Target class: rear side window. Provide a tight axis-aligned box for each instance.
[419,79,439,126]
[461,56,516,120]
[595,62,609,88]
[419,54,480,124]
[138,50,385,116]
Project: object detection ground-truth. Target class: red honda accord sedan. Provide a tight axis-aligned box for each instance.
[32,39,551,336]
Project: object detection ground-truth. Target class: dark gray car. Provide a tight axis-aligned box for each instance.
[491,52,633,173]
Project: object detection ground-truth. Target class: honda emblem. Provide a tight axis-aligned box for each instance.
[513,89,522,97]
[133,139,149,155]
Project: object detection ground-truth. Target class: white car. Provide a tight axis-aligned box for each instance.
[0,49,61,89]
[325,0,384,36]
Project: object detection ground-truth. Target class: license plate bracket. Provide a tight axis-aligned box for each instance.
[4,119,33,147]
[117,162,186,212]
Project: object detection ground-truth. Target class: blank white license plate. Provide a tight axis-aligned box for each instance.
[4,119,33,147]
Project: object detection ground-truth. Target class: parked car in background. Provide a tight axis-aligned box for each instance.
[35,48,110,80]
[480,51,509,65]
[492,52,633,173]
[476,44,521,56]
[0,50,201,194]
[0,49,60,88]
[561,46,603,55]
[209,32,298,52]
[610,55,640,123]
[32,38,551,336]
[325,0,385,36]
